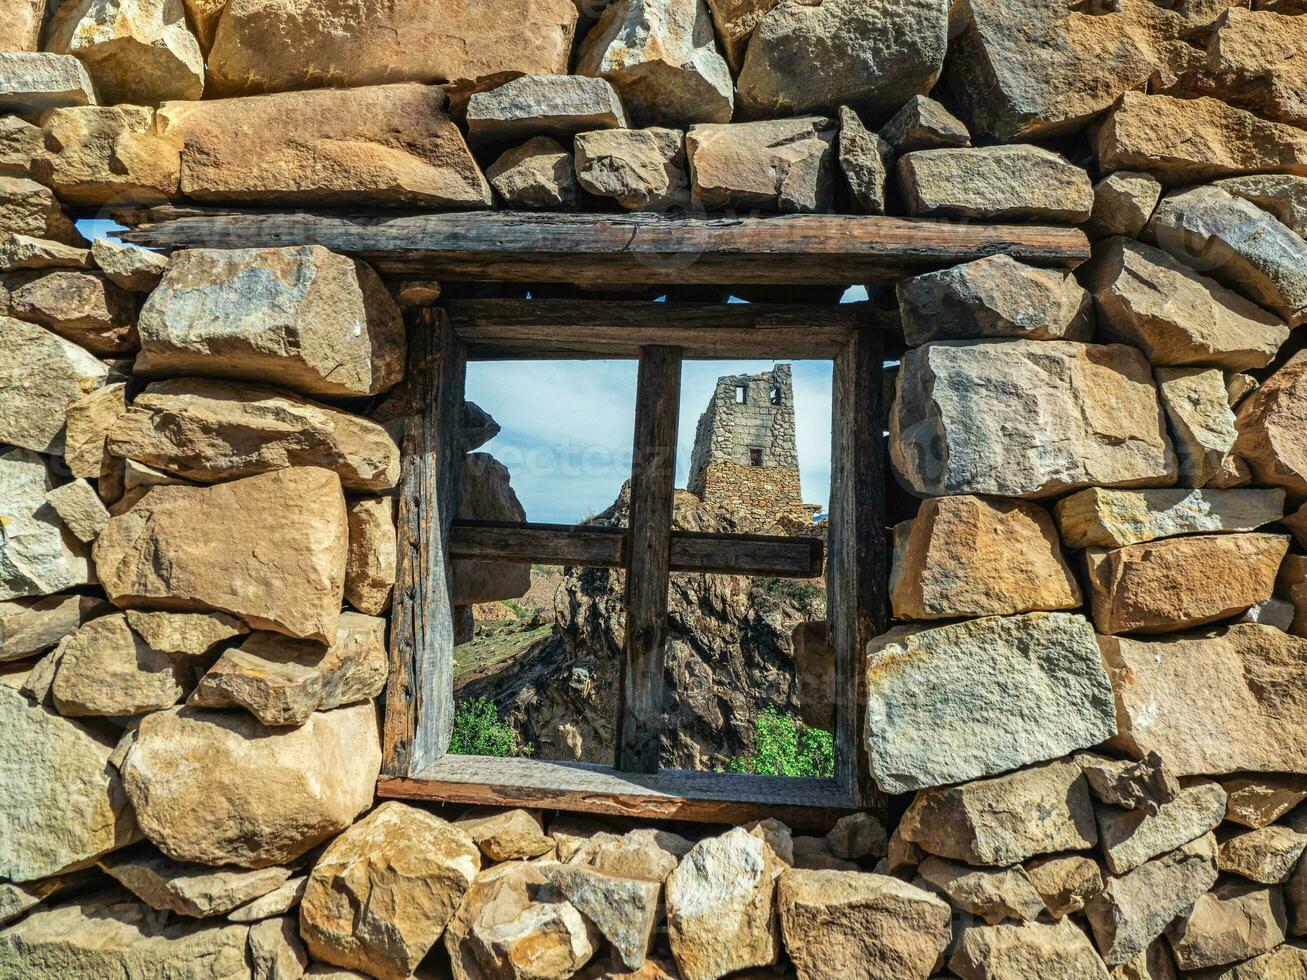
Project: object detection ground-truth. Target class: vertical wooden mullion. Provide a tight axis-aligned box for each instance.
[617,345,683,773]
[383,309,468,778]
[829,325,887,808]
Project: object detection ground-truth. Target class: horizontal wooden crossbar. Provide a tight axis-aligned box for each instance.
[447,298,886,359]
[378,755,858,830]
[116,208,1091,286]
[451,520,825,579]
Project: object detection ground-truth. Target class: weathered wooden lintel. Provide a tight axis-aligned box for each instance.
[116,208,1091,286]
[451,521,825,579]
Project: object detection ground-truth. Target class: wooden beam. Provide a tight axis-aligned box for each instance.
[446,298,885,359]
[382,310,467,778]
[449,521,825,578]
[117,209,1092,286]
[618,346,682,774]
[378,756,858,831]
[828,325,888,811]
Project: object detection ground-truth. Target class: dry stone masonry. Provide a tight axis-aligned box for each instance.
[4,0,1307,977]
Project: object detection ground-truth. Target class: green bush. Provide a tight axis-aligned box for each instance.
[755,577,825,615]
[728,708,834,779]
[448,697,529,758]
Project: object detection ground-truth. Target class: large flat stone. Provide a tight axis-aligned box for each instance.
[157,84,491,208]
[866,613,1116,793]
[1236,351,1307,497]
[1087,237,1289,371]
[898,759,1099,867]
[777,870,951,980]
[735,0,948,120]
[577,0,733,128]
[0,315,109,455]
[890,496,1081,619]
[898,145,1094,222]
[121,703,380,868]
[137,245,404,400]
[0,896,250,979]
[100,844,296,917]
[1085,833,1220,967]
[190,612,388,727]
[301,802,480,979]
[0,448,93,601]
[39,105,182,206]
[1100,625,1307,777]
[897,254,1092,346]
[1097,93,1307,185]
[205,0,577,98]
[108,378,401,493]
[93,468,349,643]
[0,684,138,882]
[1086,533,1288,635]
[890,340,1176,499]
[0,52,96,117]
[1148,185,1307,327]
[686,117,837,214]
[1055,488,1285,549]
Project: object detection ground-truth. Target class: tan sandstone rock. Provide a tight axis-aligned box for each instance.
[108,378,401,493]
[1155,367,1243,488]
[1097,781,1228,875]
[1236,351,1307,498]
[881,94,970,154]
[686,117,837,214]
[0,683,138,882]
[1101,625,1307,776]
[190,612,386,726]
[5,269,137,356]
[575,127,692,212]
[122,703,380,868]
[577,0,732,128]
[916,857,1046,925]
[897,254,1092,346]
[0,52,96,118]
[837,105,892,215]
[51,611,189,717]
[0,449,93,601]
[826,812,886,862]
[228,874,307,923]
[1216,173,1307,238]
[1086,833,1220,967]
[454,453,531,605]
[486,136,578,211]
[100,844,297,917]
[1087,172,1163,240]
[949,918,1110,980]
[456,808,554,863]
[890,340,1176,499]
[1149,185,1307,327]
[1176,8,1307,127]
[0,234,90,272]
[666,827,783,980]
[1167,882,1288,971]
[899,759,1098,867]
[777,869,951,980]
[44,478,108,542]
[46,0,204,105]
[137,245,405,400]
[547,864,660,970]
[0,593,108,662]
[0,316,109,455]
[345,496,397,617]
[205,0,577,98]
[1024,854,1104,919]
[1088,237,1288,371]
[467,75,627,145]
[1077,753,1179,816]
[444,861,553,980]
[157,85,491,208]
[64,380,125,480]
[470,898,600,980]
[1055,488,1284,549]
[898,145,1094,223]
[1219,827,1307,884]
[0,896,250,979]
[1097,92,1307,185]
[39,104,182,206]
[94,468,349,642]
[124,609,248,657]
[0,0,46,52]
[890,496,1081,620]
[1085,533,1288,635]
[301,802,480,980]
[250,914,309,980]
[0,176,80,244]
[735,0,948,120]
[1220,775,1307,829]
[90,238,168,293]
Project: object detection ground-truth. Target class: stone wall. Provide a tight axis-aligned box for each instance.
[3,1,1307,978]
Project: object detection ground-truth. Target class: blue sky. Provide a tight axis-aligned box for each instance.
[80,220,861,524]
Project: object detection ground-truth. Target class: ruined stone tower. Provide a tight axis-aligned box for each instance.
[687,364,815,531]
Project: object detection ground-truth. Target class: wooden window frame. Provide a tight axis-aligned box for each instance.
[378,298,889,828]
